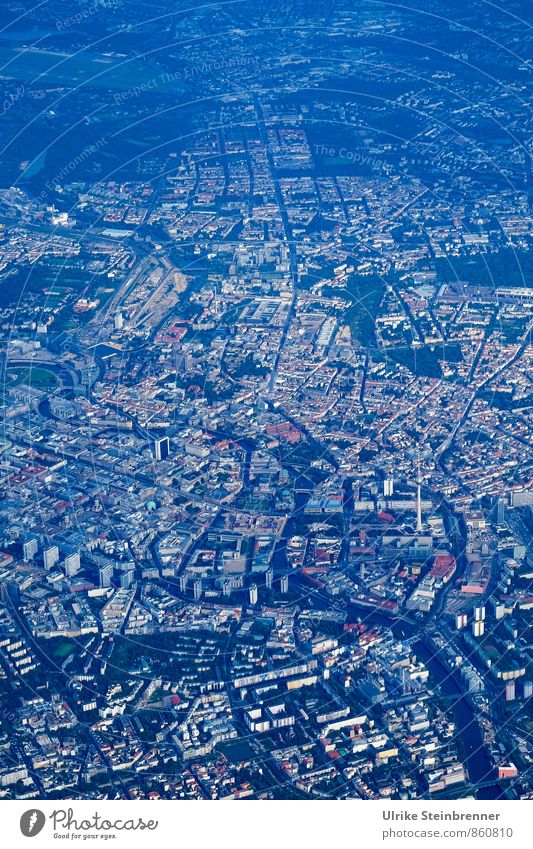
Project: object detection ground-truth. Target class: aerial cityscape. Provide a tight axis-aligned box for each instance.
[0,0,531,803]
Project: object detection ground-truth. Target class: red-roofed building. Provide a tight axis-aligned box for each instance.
[430,554,456,584]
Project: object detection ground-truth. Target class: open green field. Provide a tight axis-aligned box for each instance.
[36,636,81,666]
[0,46,184,92]
[9,366,59,390]
[218,739,256,763]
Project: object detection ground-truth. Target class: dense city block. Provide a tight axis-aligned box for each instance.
[0,0,531,801]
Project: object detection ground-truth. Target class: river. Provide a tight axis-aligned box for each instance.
[347,604,505,799]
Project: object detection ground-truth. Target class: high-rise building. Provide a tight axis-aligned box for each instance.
[280,574,289,594]
[43,545,59,570]
[456,613,468,630]
[193,578,202,600]
[384,474,394,497]
[474,605,486,622]
[120,569,135,589]
[265,568,273,589]
[179,575,187,593]
[22,537,38,562]
[155,436,170,462]
[249,584,258,605]
[64,552,80,577]
[114,312,124,331]
[99,563,114,588]
[472,619,485,638]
